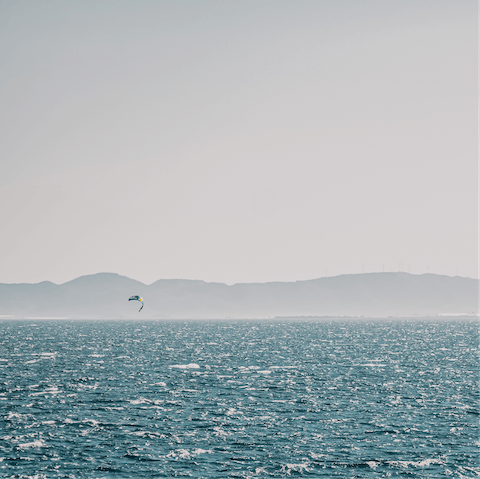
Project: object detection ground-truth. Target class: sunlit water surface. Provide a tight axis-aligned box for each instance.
[0,318,478,478]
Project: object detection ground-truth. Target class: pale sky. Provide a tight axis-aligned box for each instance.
[0,0,477,285]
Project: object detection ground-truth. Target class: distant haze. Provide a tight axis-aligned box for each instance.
[0,1,477,285]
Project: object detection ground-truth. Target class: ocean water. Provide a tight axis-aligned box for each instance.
[0,318,478,478]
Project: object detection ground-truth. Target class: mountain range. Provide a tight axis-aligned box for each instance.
[0,272,477,319]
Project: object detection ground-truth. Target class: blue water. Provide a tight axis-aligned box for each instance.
[0,318,478,478]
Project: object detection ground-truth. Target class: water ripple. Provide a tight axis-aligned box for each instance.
[0,318,478,478]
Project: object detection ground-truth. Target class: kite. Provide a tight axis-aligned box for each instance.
[128,295,144,312]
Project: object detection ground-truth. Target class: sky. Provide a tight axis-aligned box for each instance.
[0,0,477,285]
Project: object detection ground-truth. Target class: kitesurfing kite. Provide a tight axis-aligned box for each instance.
[128,295,144,312]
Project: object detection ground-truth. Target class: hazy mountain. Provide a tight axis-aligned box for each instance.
[0,272,477,319]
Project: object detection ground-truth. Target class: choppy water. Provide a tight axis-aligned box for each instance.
[0,318,478,478]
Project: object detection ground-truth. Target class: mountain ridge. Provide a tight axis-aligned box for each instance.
[0,272,477,319]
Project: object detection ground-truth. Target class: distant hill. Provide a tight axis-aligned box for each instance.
[0,272,477,319]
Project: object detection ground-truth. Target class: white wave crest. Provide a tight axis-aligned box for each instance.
[388,458,443,468]
[170,363,200,369]
[82,419,100,427]
[132,430,166,438]
[130,397,151,405]
[18,440,45,449]
[281,462,311,474]
[7,412,24,420]
[167,448,212,459]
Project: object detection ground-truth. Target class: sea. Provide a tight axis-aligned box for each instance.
[0,318,478,478]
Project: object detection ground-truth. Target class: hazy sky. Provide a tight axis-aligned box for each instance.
[0,0,477,285]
